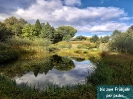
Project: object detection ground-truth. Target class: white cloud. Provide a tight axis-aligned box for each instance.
[120,17,133,21]
[76,22,129,32]
[1,0,131,34]
[64,0,81,6]
[90,22,128,32]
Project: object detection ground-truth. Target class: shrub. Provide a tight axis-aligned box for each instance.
[109,26,133,54]
[99,51,110,57]
[87,61,113,85]
[77,44,83,49]
[32,38,51,46]
[0,42,9,50]
[0,49,18,63]
[47,46,59,52]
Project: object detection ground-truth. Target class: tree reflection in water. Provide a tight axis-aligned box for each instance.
[0,55,75,77]
[70,57,85,62]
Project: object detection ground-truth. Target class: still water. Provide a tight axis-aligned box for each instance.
[0,55,95,89]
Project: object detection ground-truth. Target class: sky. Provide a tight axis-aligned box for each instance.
[0,0,133,37]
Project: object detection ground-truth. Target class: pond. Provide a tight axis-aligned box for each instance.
[0,55,95,89]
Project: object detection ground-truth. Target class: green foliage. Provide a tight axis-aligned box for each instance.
[53,55,75,71]
[39,22,55,43]
[90,35,99,43]
[6,37,32,46]
[88,53,133,85]
[55,26,77,43]
[0,21,9,41]
[22,23,38,38]
[1,16,77,43]
[22,23,32,37]
[0,42,18,63]
[109,26,133,54]
[87,61,113,85]
[35,19,42,35]
[47,46,59,52]
[32,38,51,46]
[100,36,110,43]
[0,49,18,63]
[0,42,9,50]
[77,44,83,49]
[4,16,27,36]
[111,29,121,39]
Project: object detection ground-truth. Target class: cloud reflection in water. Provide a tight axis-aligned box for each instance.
[14,60,95,89]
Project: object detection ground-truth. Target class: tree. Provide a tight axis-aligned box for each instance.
[0,22,8,41]
[109,26,133,54]
[54,26,77,43]
[22,23,38,38]
[126,25,133,35]
[17,18,27,36]
[90,35,99,43]
[4,16,18,34]
[100,36,110,43]
[22,23,32,37]
[35,19,42,35]
[39,22,55,42]
[111,30,121,39]
[4,16,27,36]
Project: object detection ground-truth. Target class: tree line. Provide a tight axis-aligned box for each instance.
[0,16,77,43]
[72,25,133,54]
[72,35,110,43]
[90,25,133,54]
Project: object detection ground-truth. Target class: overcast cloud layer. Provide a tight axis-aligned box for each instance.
[0,0,132,35]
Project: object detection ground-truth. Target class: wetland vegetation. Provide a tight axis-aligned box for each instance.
[0,16,133,99]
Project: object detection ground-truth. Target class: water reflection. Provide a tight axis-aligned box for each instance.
[0,55,95,89]
[0,55,75,77]
[70,57,85,62]
[53,55,75,71]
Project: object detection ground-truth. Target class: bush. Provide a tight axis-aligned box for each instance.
[0,42,19,63]
[6,37,32,46]
[0,42,9,50]
[32,38,51,46]
[87,61,113,85]
[109,26,133,54]
[88,53,133,85]
[47,46,59,52]
[6,37,51,47]
[77,44,83,49]
[0,49,18,63]
[99,51,110,57]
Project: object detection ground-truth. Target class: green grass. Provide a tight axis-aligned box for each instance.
[88,52,133,85]
[0,37,52,64]
[57,48,101,60]
[6,37,51,52]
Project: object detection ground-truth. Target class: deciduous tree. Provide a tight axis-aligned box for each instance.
[90,35,99,43]
[55,26,77,43]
